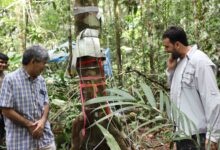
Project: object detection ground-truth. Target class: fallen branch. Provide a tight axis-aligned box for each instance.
[126,67,169,91]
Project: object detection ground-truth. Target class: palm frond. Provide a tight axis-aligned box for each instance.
[97,124,121,150]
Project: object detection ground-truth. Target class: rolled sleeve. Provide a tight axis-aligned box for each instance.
[0,76,14,108]
[196,62,220,142]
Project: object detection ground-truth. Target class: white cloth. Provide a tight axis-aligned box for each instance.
[71,28,104,68]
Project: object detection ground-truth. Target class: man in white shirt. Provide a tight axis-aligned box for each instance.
[163,26,220,150]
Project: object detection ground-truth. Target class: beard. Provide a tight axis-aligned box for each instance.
[171,51,181,59]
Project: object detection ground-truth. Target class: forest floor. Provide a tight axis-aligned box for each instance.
[139,135,172,150]
[136,127,174,150]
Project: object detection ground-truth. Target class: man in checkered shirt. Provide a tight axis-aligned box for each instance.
[0,45,55,150]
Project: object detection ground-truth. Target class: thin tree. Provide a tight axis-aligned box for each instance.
[113,0,123,86]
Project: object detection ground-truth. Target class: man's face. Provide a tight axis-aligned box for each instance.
[163,38,176,53]
[30,60,46,78]
[0,59,8,73]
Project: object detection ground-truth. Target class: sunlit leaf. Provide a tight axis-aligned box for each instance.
[84,96,135,106]
[159,90,164,112]
[140,83,156,108]
[97,124,121,150]
[106,88,135,100]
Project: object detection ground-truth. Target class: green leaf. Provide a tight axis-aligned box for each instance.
[140,83,156,108]
[170,101,200,145]
[88,106,138,128]
[164,95,171,119]
[181,111,192,136]
[179,113,185,133]
[97,124,121,150]
[51,99,66,106]
[84,96,135,106]
[159,90,164,112]
[182,112,200,145]
[106,88,135,100]
[91,101,150,113]
[132,87,145,104]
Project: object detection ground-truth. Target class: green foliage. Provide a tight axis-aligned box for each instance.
[97,124,121,150]
[140,83,156,108]
[101,0,220,88]
[1,0,220,149]
[1,0,219,87]
[43,62,80,149]
[85,83,202,148]
[7,51,22,70]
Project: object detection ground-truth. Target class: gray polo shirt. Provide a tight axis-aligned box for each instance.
[167,45,220,142]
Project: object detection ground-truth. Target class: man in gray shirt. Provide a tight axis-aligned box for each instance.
[163,26,220,150]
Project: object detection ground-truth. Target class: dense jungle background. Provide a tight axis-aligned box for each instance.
[0,0,220,149]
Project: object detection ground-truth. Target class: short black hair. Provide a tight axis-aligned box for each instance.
[0,52,9,61]
[22,45,49,65]
[162,26,188,46]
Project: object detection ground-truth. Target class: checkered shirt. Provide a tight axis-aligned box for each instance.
[0,67,55,150]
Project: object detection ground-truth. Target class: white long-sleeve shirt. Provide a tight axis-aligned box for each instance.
[167,45,220,142]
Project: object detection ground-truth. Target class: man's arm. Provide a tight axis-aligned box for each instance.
[196,61,220,146]
[2,108,35,133]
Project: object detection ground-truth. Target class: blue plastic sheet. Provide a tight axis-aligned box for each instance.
[104,48,113,77]
[48,41,75,63]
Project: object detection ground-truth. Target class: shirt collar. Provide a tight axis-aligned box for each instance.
[20,67,39,82]
[186,44,198,60]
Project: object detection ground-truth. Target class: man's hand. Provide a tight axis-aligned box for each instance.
[27,121,37,137]
[29,104,49,139]
[32,118,46,139]
[205,139,218,150]
[167,55,177,71]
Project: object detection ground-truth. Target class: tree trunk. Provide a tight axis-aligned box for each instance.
[113,0,123,87]
[71,0,133,149]
[19,1,28,52]
[23,7,28,51]
[193,0,199,42]
[140,0,147,74]
[67,0,73,77]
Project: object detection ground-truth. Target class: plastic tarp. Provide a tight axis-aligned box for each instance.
[48,41,112,77]
[103,48,113,77]
[48,42,75,63]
